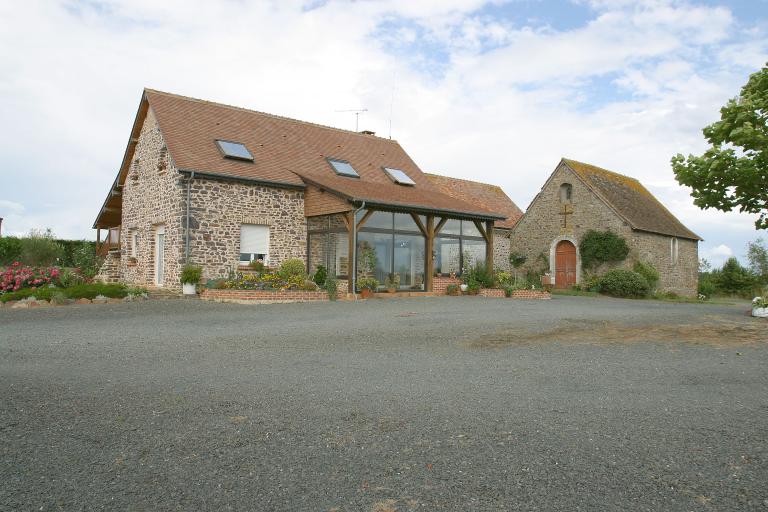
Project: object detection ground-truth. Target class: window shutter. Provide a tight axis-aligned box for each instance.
[240,225,269,261]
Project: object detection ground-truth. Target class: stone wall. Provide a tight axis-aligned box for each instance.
[631,231,698,296]
[186,179,307,282]
[118,108,186,290]
[493,228,512,272]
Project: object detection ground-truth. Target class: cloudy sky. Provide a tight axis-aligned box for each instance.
[1,0,766,266]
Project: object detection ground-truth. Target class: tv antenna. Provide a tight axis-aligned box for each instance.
[335,108,368,132]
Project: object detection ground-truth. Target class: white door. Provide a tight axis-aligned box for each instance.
[155,226,165,286]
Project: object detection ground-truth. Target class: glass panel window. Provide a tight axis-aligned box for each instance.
[461,220,483,238]
[360,210,393,230]
[394,234,425,290]
[215,140,253,161]
[383,167,416,186]
[440,218,461,235]
[394,213,420,232]
[357,232,392,288]
[462,239,486,270]
[327,158,359,177]
[240,224,269,265]
[434,237,461,275]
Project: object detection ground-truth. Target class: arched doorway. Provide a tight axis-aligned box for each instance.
[554,240,577,288]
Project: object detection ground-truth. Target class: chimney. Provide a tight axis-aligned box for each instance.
[360,130,376,136]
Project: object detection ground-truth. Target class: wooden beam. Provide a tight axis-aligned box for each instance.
[341,214,351,232]
[434,217,448,236]
[473,220,489,243]
[485,221,494,272]
[410,213,427,237]
[356,209,374,230]
[425,215,435,292]
[347,211,355,294]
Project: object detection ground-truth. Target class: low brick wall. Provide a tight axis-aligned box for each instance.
[201,289,329,304]
[433,276,461,294]
[479,288,505,298]
[510,289,551,300]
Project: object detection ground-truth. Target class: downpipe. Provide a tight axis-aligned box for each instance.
[185,171,195,263]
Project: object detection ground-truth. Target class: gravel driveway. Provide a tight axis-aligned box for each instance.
[1,296,766,511]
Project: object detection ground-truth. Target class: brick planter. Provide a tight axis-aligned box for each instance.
[510,289,551,300]
[479,288,505,298]
[200,288,329,304]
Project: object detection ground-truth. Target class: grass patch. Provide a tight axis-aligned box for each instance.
[551,288,599,297]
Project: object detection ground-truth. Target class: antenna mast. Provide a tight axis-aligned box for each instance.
[335,108,368,132]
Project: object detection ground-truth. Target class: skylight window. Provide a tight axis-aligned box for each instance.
[327,158,359,178]
[215,140,253,161]
[383,167,415,186]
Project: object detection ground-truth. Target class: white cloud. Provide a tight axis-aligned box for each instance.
[0,0,765,261]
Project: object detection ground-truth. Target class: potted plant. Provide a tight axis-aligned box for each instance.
[446,284,460,296]
[358,277,379,299]
[180,264,203,295]
[752,296,768,318]
[384,273,400,293]
[467,281,481,295]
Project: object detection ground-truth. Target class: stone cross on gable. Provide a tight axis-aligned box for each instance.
[559,204,573,229]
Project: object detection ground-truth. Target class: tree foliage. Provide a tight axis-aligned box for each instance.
[747,238,768,282]
[671,63,768,229]
[579,230,630,270]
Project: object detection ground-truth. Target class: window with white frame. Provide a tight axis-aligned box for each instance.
[240,224,269,265]
[670,237,679,265]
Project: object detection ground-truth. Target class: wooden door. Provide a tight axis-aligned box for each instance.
[555,240,577,288]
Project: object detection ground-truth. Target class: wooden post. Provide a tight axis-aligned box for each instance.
[425,215,434,292]
[347,211,355,294]
[96,228,101,256]
[485,220,494,273]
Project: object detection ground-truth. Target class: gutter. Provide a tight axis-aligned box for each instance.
[177,169,305,191]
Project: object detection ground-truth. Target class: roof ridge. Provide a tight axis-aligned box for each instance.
[425,172,504,191]
[562,158,642,183]
[143,88,400,144]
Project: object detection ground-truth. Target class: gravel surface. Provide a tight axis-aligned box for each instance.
[1,296,767,511]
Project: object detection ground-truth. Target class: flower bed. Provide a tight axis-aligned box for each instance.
[509,289,551,300]
[201,288,329,304]
[753,297,768,318]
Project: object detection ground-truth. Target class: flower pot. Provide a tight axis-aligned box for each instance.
[753,307,768,318]
[387,287,397,293]
[460,284,468,292]
[360,288,374,299]
[182,283,197,295]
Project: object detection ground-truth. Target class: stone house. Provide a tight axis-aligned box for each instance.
[507,159,701,295]
[93,89,516,293]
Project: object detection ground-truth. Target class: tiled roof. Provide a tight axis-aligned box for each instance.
[144,89,503,220]
[424,174,523,229]
[562,159,702,240]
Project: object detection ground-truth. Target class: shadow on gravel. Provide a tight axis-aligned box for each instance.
[464,316,767,349]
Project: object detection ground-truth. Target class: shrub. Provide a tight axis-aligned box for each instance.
[580,230,630,270]
[313,265,327,286]
[462,260,494,288]
[277,258,307,280]
[325,278,338,301]
[1,263,60,292]
[63,283,128,299]
[633,261,660,292]
[205,278,228,289]
[20,229,64,267]
[70,243,103,279]
[248,259,266,272]
[446,284,459,295]
[51,291,68,305]
[357,277,379,291]
[0,236,22,265]
[466,281,481,295]
[698,275,717,298]
[496,271,513,287]
[56,268,85,288]
[580,273,601,292]
[598,268,650,298]
[180,264,203,284]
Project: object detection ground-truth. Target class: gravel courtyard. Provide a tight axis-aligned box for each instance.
[1,296,766,511]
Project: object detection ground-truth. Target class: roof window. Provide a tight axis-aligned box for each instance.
[327,158,359,178]
[215,140,253,161]
[383,167,415,186]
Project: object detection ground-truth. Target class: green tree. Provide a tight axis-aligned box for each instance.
[714,257,757,296]
[20,228,63,267]
[671,63,768,229]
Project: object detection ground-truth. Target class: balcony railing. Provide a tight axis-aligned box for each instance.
[96,226,121,257]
